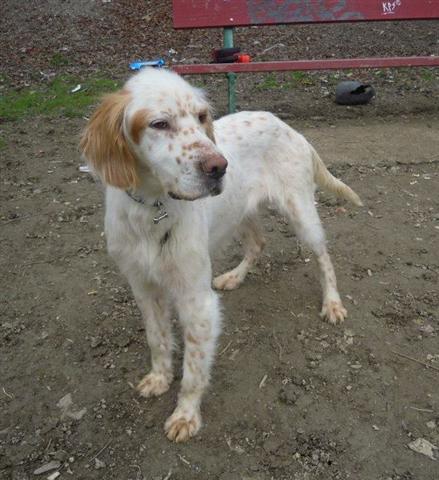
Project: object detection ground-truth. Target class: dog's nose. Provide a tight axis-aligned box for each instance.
[200,152,228,179]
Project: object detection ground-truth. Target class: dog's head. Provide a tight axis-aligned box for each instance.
[80,68,227,200]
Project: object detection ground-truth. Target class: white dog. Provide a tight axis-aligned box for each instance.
[80,67,362,442]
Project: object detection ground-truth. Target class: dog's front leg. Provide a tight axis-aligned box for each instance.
[165,289,221,442]
[126,278,174,397]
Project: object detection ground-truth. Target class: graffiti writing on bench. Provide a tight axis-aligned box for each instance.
[247,0,365,24]
[382,0,402,15]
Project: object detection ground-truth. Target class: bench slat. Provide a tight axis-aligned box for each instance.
[172,56,439,74]
[173,0,439,29]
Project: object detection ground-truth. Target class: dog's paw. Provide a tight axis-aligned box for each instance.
[320,300,347,325]
[213,271,242,290]
[137,372,171,398]
[164,409,201,442]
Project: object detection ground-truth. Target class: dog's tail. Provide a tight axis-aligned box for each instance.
[311,147,363,207]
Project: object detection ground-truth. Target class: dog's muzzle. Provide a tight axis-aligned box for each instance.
[200,152,228,180]
[200,152,227,196]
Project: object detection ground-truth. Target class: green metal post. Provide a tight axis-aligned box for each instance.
[223,27,236,113]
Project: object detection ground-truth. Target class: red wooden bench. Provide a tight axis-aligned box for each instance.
[172,0,439,112]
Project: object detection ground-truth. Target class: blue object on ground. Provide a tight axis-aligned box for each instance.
[129,59,165,70]
[335,81,375,105]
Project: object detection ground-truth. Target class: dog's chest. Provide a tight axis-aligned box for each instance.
[108,204,207,288]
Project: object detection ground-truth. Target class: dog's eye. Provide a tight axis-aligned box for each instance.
[198,112,208,123]
[150,120,170,130]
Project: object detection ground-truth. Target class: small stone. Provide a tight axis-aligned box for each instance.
[426,420,436,429]
[420,324,435,335]
[56,393,73,410]
[90,337,102,348]
[33,461,61,475]
[52,451,67,461]
[263,436,284,454]
[94,458,106,469]
[145,415,155,429]
[408,438,438,460]
[279,385,300,405]
[47,473,60,480]
[290,374,305,386]
[306,352,322,361]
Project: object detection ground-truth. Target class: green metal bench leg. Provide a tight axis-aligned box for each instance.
[223,27,236,113]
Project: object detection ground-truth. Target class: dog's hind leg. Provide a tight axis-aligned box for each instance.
[280,192,347,324]
[213,216,266,290]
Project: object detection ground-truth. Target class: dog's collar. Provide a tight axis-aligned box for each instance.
[125,190,168,224]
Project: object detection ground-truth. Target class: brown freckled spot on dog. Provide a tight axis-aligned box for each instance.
[130,108,149,144]
[189,127,195,133]
[168,144,173,152]
[187,361,197,375]
[244,120,252,126]
[188,141,202,151]
[181,151,187,157]
[190,350,205,360]
[186,333,200,345]
[176,157,181,164]
[259,116,267,121]
[286,199,298,216]
[188,155,194,160]
[182,129,189,135]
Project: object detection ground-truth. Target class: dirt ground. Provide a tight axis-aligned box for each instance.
[2,113,439,480]
[1,2,439,480]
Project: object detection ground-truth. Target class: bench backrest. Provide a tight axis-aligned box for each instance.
[173,0,439,29]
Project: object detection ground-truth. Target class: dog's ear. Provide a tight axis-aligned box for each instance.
[80,90,140,189]
[205,111,216,144]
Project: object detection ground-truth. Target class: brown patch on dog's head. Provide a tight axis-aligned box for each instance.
[130,108,149,144]
[80,90,139,189]
[204,111,216,144]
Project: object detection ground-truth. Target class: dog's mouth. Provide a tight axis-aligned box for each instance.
[168,178,224,201]
[168,191,200,201]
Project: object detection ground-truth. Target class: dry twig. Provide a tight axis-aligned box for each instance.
[89,440,111,462]
[392,350,439,373]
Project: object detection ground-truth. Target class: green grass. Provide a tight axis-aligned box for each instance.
[0,137,6,149]
[256,71,316,90]
[0,76,122,121]
[257,73,282,90]
[50,53,70,67]
[420,69,436,82]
